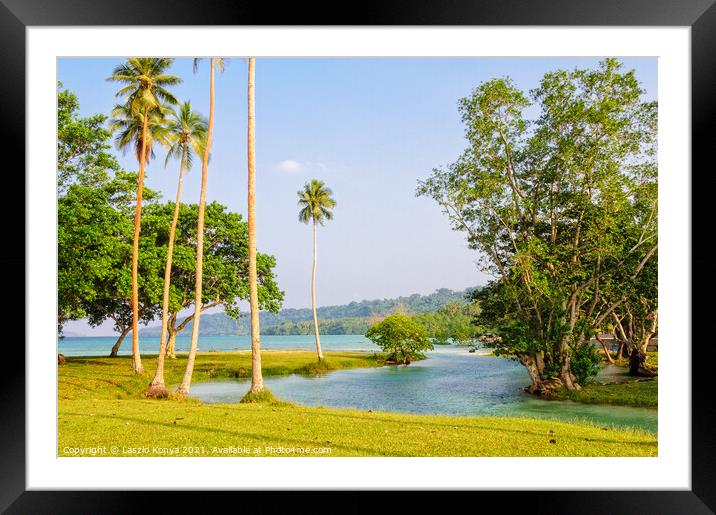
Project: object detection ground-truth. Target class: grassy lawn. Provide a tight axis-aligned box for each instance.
[59,350,385,400]
[58,351,657,457]
[553,378,657,408]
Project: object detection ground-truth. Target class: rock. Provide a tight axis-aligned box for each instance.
[58,354,65,365]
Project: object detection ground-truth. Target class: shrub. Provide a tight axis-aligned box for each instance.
[365,313,433,365]
[571,344,602,386]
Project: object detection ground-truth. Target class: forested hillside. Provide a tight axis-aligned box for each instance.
[142,287,477,336]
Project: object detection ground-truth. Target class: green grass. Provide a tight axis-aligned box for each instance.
[553,379,657,408]
[59,350,386,401]
[58,350,657,457]
[612,351,659,371]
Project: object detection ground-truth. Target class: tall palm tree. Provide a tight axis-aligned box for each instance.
[176,58,224,397]
[298,180,336,362]
[108,58,180,375]
[109,102,172,165]
[147,101,208,398]
[246,57,264,394]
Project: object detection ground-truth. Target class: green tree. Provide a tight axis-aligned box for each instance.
[147,101,208,397]
[57,83,120,194]
[57,84,124,329]
[418,59,657,392]
[177,58,223,397]
[108,58,181,375]
[141,202,283,360]
[298,179,336,362]
[365,313,433,365]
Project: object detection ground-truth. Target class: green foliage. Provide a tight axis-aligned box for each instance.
[163,100,208,170]
[297,179,336,226]
[417,59,658,387]
[57,83,284,335]
[412,301,482,344]
[365,313,433,364]
[571,345,602,386]
[57,83,120,193]
[107,58,181,118]
[240,389,280,404]
[109,101,172,165]
[137,201,284,329]
[157,287,479,336]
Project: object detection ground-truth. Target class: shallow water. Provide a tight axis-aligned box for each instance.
[189,346,658,433]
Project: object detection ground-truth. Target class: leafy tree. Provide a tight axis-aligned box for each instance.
[298,179,337,362]
[57,84,123,329]
[57,82,121,194]
[147,101,207,397]
[108,57,181,375]
[141,201,284,358]
[365,313,433,365]
[418,59,657,392]
[58,173,137,332]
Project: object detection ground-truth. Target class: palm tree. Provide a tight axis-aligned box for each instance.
[176,58,224,397]
[298,179,336,362]
[109,102,172,165]
[147,101,208,398]
[108,58,180,375]
[246,57,264,394]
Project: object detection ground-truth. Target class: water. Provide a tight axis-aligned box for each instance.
[58,334,379,356]
[188,345,658,433]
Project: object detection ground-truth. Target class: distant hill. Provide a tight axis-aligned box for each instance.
[141,287,478,337]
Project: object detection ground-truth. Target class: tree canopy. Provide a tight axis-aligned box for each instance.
[417,59,657,390]
[365,313,434,365]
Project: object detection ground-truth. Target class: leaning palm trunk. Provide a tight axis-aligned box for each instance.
[247,57,264,393]
[147,145,188,397]
[176,59,215,397]
[130,110,149,375]
[311,220,323,361]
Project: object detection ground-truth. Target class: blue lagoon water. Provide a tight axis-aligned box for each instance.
[59,335,657,432]
[188,345,658,433]
[58,334,378,356]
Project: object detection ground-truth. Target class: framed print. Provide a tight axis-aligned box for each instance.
[4,0,715,511]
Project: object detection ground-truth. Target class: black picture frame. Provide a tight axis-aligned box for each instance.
[4,0,714,512]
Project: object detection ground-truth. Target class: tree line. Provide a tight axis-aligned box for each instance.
[139,287,478,336]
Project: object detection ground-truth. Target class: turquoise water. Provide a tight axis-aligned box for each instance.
[189,345,658,433]
[58,334,379,356]
[60,335,657,433]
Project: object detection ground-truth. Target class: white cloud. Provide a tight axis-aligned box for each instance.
[276,159,303,173]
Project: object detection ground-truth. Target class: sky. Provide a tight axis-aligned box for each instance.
[58,57,657,335]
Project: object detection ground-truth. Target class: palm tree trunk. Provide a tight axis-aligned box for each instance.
[312,220,323,361]
[130,109,149,375]
[247,57,264,393]
[176,58,215,397]
[148,145,187,397]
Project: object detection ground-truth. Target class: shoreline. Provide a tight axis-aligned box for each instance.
[58,351,656,457]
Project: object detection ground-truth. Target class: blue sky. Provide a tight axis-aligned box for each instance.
[59,57,657,335]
